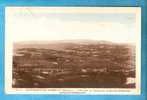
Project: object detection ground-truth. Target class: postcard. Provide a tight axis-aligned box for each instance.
[5,7,141,95]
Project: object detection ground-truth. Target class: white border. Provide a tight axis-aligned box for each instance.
[5,7,141,95]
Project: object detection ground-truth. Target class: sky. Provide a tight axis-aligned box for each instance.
[6,7,138,43]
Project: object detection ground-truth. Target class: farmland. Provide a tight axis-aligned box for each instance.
[12,40,135,88]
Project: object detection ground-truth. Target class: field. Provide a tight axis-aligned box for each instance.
[12,40,136,88]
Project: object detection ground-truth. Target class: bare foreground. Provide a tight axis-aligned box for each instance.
[12,40,136,88]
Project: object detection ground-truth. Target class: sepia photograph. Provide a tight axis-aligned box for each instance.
[5,7,141,94]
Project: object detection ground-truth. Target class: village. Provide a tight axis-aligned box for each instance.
[12,41,135,88]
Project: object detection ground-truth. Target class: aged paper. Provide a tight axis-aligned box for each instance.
[5,7,141,95]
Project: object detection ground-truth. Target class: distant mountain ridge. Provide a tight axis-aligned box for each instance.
[14,39,133,51]
[14,39,127,45]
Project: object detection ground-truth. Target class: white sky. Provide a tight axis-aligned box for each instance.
[6,7,138,43]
